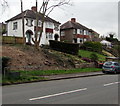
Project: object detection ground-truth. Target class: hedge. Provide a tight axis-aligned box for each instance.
[80,41,102,53]
[49,40,79,55]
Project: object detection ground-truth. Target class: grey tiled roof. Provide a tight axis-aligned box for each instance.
[6,10,60,24]
[60,21,89,30]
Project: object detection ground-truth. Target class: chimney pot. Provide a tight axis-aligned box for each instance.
[71,18,76,22]
[31,6,37,12]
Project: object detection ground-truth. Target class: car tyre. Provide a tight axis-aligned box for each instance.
[114,69,117,74]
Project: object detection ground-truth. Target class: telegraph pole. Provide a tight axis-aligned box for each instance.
[20,0,25,45]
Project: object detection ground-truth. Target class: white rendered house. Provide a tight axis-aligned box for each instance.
[6,6,61,45]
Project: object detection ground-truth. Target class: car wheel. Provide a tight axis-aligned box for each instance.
[114,70,117,74]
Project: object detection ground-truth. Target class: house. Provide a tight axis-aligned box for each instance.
[5,6,61,45]
[100,40,112,48]
[60,18,100,43]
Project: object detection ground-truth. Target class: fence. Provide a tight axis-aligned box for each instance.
[2,36,25,44]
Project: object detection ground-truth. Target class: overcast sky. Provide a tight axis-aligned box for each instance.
[0,0,119,39]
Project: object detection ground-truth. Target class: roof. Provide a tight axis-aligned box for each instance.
[89,29,99,35]
[6,10,61,24]
[60,21,99,35]
[60,21,90,30]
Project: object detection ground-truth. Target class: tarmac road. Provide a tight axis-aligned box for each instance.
[2,74,119,104]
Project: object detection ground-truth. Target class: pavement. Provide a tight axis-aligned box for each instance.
[2,71,104,86]
[43,71,104,80]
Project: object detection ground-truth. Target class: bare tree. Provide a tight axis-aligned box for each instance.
[1,0,9,14]
[32,0,71,50]
[20,0,25,45]
[108,32,116,38]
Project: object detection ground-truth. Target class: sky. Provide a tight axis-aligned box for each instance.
[0,0,119,39]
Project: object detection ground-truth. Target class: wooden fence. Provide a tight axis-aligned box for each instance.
[2,36,25,44]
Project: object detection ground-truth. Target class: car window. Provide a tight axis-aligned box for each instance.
[114,63,120,66]
[104,62,112,66]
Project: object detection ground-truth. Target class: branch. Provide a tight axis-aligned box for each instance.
[46,0,70,16]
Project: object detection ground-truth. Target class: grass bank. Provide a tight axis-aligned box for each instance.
[2,68,102,85]
[79,50,106,61]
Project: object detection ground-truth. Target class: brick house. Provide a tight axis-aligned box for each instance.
[60,18,100,43]
[5,6,61,45]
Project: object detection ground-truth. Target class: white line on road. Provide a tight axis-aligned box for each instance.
[29,88,87,101]
[104,82,120,87]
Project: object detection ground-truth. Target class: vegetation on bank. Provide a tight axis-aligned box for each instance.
[2,68,102,84]
[79,50,106,62]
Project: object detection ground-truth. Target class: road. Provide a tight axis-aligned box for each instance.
[2,74,119,104]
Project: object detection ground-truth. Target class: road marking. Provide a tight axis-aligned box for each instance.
[29,88,87,101]
[104,82,120,87]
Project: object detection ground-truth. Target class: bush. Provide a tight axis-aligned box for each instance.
[80,41,102,53]
[81,57,91,63]
[49,40,79,55]
[1,57,10,75]
[90,53,98,62]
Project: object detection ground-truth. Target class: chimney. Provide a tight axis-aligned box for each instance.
[71,18,76,22]
[31,6,37,12]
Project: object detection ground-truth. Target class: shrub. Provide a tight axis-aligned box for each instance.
[1,57,10,75]
[49,40,79,55]
[81,57,91,63]
[90,53,98,62]
[80,41,102,53]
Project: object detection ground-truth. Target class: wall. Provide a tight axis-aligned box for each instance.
[60,29,74,43]
[7,19,23,37]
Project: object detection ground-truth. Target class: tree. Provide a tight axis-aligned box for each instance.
[32,0,71,50]
[108,32,116,38]
[20,0,25,45]
[1,0,9,14]
[90,53,98,67]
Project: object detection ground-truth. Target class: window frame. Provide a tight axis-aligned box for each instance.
[13,22,18,30]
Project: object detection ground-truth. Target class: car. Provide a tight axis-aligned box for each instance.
[102,61,120,74]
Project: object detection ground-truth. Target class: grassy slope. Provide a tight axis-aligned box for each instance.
[2,68,102,84]
[79,50,106,61]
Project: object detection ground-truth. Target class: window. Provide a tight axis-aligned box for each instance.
[13,22,18,30]
[77,29,80,34]
[46,22,53,28]
[61,31,65,36]
[46,33,53,39]
[114,63,120,66]
[80,29,83,34]
[26,19,33,27]
[80,38,83,43]
[54,24,59,31]
[73,29,76,34]
[38,20,42,27]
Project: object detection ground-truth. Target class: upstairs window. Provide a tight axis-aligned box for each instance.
[54,24,59,31]
[77,29,80,34]
[13,22,18,30]
[61,31,65,36]
[26,19,33,27]
[46,22,53,28]
[73,29,77,34]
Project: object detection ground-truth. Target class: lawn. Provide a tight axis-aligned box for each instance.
[79,50,106,62]
[2,68,102,84]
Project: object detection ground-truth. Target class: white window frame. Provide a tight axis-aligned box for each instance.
[61,31,65,36]
[46,32,53,39]
[13,22,18,30]
[26,19,33,27]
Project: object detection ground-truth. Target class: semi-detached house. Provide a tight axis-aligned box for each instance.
[60,18,100,43]
[6,6,61,45]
